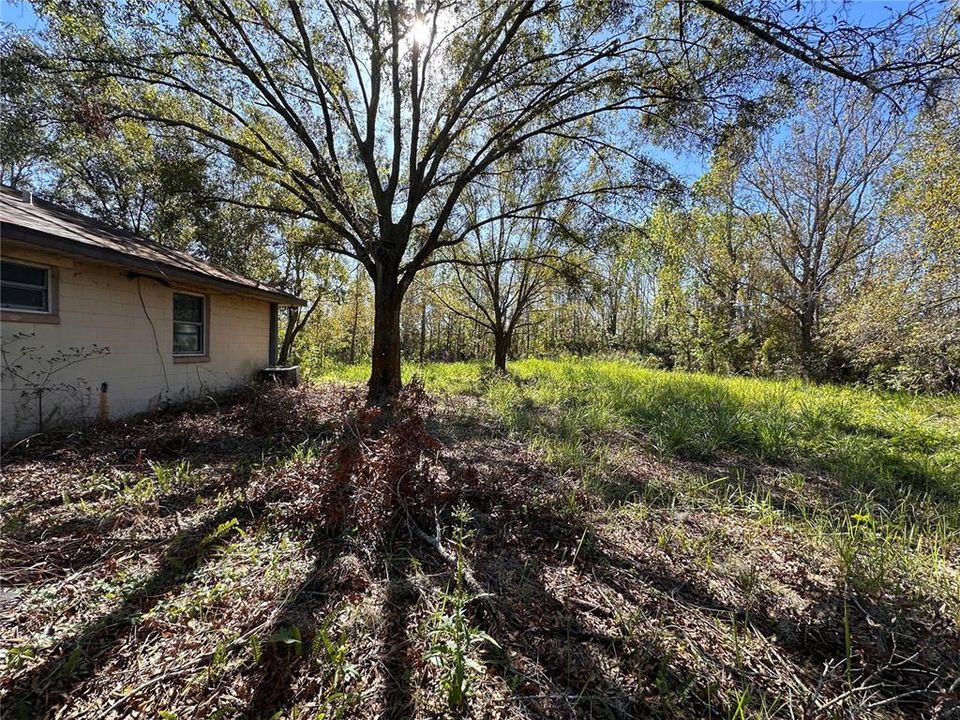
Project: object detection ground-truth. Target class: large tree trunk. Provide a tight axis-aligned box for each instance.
[798,298,817,376]
[368,272,405,402]
[493,330,510,374]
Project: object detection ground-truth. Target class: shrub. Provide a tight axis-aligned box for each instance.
[266,380,451,541]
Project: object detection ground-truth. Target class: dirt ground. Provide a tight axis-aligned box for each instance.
[1,384,957,719]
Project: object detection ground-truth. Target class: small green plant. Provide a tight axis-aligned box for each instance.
[209,639,229,676]
[425,503,499,709]
[289,439,320,462]
[267,625,303,656]
[4,645,36,670]
[729,686,752,720]
[311,610,358,719]
[201,518,241,548]
[735,562,761,603]
[62,646,82,675]
[833,511,897,596]
[148,459,193,493]
[248,634,263,664]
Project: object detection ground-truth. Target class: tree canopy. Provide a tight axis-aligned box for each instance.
[5,0,959,393]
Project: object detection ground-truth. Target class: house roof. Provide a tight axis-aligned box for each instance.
[0,187,305,306]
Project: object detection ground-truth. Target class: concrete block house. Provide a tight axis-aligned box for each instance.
[0,187,303,442]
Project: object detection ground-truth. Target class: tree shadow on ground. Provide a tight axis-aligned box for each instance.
[444,448,722,718]
[230,539,426,720]
[239,541,354,718]
[380,550,420,720]
[435,426,960,718]
[0,474,254,590]
[0,492,269,718]
[0,385,340,480]
[2,388,957,718]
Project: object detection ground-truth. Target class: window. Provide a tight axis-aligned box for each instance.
[1,260,50,312]
[173,292,205,355]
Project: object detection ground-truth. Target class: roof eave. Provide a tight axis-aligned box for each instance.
[1,223,307,307]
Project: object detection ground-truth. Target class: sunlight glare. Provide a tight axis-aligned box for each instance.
[411,18,430,47]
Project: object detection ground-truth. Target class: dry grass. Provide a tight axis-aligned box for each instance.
[1,377,958,719]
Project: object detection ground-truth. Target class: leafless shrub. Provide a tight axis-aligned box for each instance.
[264,379,452,542]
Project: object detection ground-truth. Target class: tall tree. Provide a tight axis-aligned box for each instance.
[685,145,766,371]
[0,35,53,188]
[746,91,900,374]
[2,31,345,363]
[648,203,697,368]
[48,123,215,248]
[1,34,219,246]
[831,96,960,390]
[33,0,959,398]
[433,153,587,372]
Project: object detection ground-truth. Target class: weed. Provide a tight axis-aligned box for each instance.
[148,459,193,493]
[201,518,241,548]
[4,646,36,671]
[267,625,303,656]
[311,610,358,718]
[833,510,899,597]
[425,503,499,709]
[288,439,320,462]
[248,635,263,664]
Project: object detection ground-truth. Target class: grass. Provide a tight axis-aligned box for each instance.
[2,360,958,718]
[313,359,486,395]
[324,357,960,674]
[323,356,959,492]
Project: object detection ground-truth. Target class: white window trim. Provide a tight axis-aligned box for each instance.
[0,259,59,323]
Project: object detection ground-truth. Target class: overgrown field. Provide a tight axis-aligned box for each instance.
[2,359,958,718]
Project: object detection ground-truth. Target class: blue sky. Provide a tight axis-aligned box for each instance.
[3,0,916,30]
[0,0,919,185]
[1,1,41,30]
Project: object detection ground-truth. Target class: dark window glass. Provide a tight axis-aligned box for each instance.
[173,293,205,355]
[173,324,201,353]
[1,286,46,310]
[1,261,49,312]
[174,293,203,322]
[2,261,46,286]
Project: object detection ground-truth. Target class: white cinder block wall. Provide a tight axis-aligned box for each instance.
[1,247,271,441]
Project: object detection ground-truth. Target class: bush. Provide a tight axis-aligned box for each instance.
[265,380,452,541]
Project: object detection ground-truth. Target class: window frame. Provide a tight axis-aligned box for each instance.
[0,258,59,324]
[172,291,209,361]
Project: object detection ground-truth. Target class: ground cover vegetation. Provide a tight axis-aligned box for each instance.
[2,361,958,718]
[1,1,959,717]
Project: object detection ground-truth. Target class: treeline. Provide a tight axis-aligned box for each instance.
[304,89,959,392]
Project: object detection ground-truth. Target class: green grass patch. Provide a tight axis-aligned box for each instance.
[310,360,486,396]
[324,357,959,501]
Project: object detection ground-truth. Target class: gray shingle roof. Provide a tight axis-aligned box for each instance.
[0,187,304,306]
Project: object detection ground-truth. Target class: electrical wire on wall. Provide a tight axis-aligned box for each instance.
[136,276,170,393]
